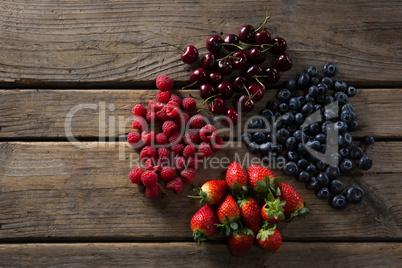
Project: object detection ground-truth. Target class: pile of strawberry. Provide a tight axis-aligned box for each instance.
[190,162,309,257]
[128,75,224,198]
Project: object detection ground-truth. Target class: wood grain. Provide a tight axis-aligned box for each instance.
[0,242,400,267]
[0,88,401,139]
[0,141,401,241]
[0,1,401,87]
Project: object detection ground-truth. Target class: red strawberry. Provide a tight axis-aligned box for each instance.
[276,183,309,219]
[225,161,248,189]
[238,197,261,234]
[261,193,286,224]
[190,204,219,244]
[256,224,282,252]
[189,180,228,206]
[217,194,240,225]
[228,228,254,258]
[248,164,275,188]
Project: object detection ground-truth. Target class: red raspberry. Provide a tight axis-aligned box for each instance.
[169,132,182,145]
[183,131,200,146]
[166,105,179,119]
[146,110,156,122]
[199,124,217,142]
[159,166,177,181]
[174,112,190,127]
[141,170,158,187]
[156,107,170,121]
[132,117,147,130]
[141,131,155,146]
[183,145,195,158]
[170,94,182,107]
[174,156,186,171]
[149,100,164,112]
[127,132,141,146]
[145,183,161,199]
[210,133,224,151]
[156,75,173,92]
[171,143,184,155]
[144,158,162,173]
[197,142,212,159]
[182,97,196,111]
[157,147,171,160]
[166,177,184,193]
[129,168,144,184]
[167,101,180,109]
[140,146,157,160]
[189,114,204,129]
[162,120,179,137]
[187,157,201,169]
[180,168,196,184]
[156,91,171,103]
[132,104,147,117]
[155,133,168,145]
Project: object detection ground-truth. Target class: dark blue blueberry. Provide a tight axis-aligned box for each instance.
[328,135,339,147]
[282,112,295,125]
[287,124,297,133]
[298,73,310,89]
[241,133,253,144]
[324,106,337,119]
[308,85,319,97]
[325,95,335,105]
[294,113,304,126]
[306,153,319,163]
[266,133,273,142]
[306,66,318,77]
[329,179,344,195]
[307,140,321,151]
[310,76,320,86]
[260,142,274,154]
[297,95,306,105]
[348,120,359,132]
[321,120,333,134]
[301,102,314,115]
[305,176,320,190]
[276,128,290,144]
[341,103,356,113]
[277,88,292,103]
[317,82,329,95]
[347,86,357,97]
[334,121,348,134]
[309,122,322,136]
[346,185,365,204]
[248,117,264,129]
[289,97,302,111]
[340,158,353,173]
[275,144,284,155]
[298,171,310,182]
[339,132,353,148]
[261,109,274,121]
[297,158,309,169]
[326,165,341,179]
[286,137,298,151]
[339,148,350,158]
[253,131,266,144]
[317,172,330,186]
[276,155,287,169]
[304,94,315,103]
[340,110,356,124]
[334,92,348,106]
[364,135,375,146]
[330,152,342,165]
[284,79,297,91]
[315,133,326,144]
[266,100,279,111]
[248,142,260,154]
[323,62,338,77]
[321,77,333,88]
[315,160,327,171]
[293,130,303,142]
[330,194,348,209]
[306,163,317,173]
[358,156,373,170]
[350,146,364,160]
[278,103,289,113]
[334,80,347,92]
[283,161,299,176]
[316,187,330,199]
[315,95,325,104]
[298,142,308,155]
[291,90,299,97]
[287,151,300,162]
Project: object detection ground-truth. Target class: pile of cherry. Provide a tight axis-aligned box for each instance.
[127,75,223,198]
[163,7,293,125]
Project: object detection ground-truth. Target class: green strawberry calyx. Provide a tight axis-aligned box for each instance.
[264,193,286,220]
[256,222,277,241]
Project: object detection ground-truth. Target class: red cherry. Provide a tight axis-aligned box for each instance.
[208,97,226,115]
[225,108,239,126]
[190,68,208,84]
[206,35,223,53]
[223,34,240,52]
[248,84,264,101]
[275,53,293,71]
[217,58,233,75]
[239,25,255,43]
[270,37,287,54]
[181,45,199,64]
[264,66,281,84]
[247,47,266,64]
[254,29,271,44]
[199,84,216,99]
[244,64,263,81]
[231,76,248,92]
[200,53,216,70]
[231,51,248,69]
[216,81,234,100]
[209,72,223,86]
[238,95,254,112]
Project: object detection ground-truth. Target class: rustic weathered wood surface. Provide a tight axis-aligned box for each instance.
[1,0,401,267]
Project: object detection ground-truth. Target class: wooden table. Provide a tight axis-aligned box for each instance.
[0,1,401,267]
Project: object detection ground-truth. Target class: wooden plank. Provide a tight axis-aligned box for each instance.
[0,141,401,241]
[0,1,401,87]
[0,88,401,139]
[0,242,400,267]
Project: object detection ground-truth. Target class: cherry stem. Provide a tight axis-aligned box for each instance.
[189,93,203,100]
[219,43,244,50]
[261,43,275,52]
[182,81,198,89]
[161,41,185,52]
[253,76,266,90]
[216,52,234,62]
[255,7,270,33]
[203,93,222,105]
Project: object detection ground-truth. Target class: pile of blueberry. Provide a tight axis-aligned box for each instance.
[242,62,374,209]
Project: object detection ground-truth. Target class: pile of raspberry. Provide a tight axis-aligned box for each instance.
[128,75,224,199]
